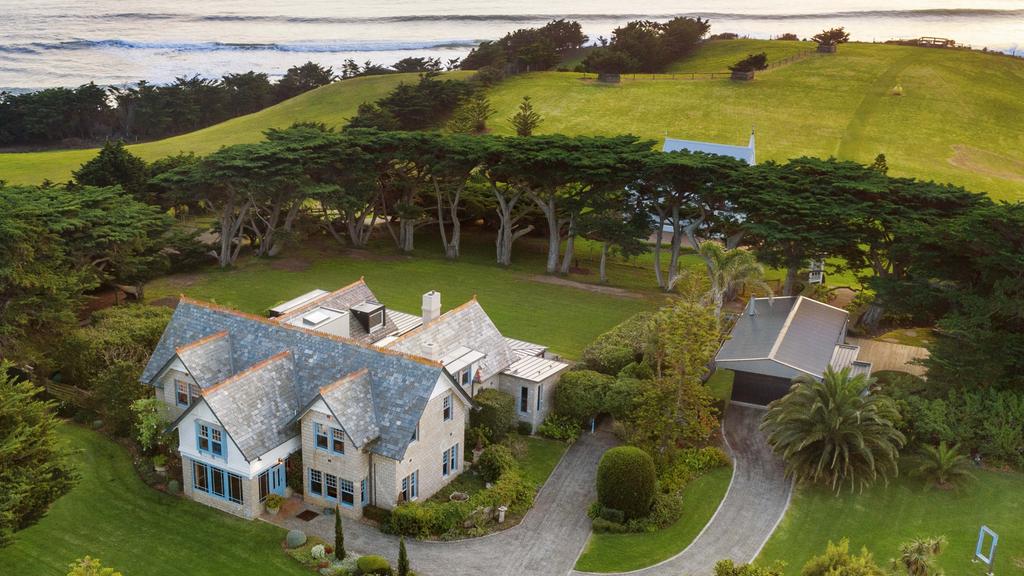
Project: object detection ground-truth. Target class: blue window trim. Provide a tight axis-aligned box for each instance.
[330,428,346,455]
[442,447,450,477]
[442,394,452,421]
[360,478,368,506]
[192,458,243,504]
[339,478,355,508]
[314,423,329,451]
[309,469,323,496]
[452,443,459,472]
[195,421,225,459]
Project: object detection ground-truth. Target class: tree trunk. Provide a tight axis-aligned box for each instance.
[559,212,576,275]
[599,242,609,283]
[494,184,533,267]
[653,212,666,289]
[783,263,800,296]
[399,219,415,252]
[530,193,561,274]
[666,204,685,291]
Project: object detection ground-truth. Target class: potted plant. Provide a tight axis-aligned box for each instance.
[813,27,849,53]
[265,493,284,516]
[152,454,168,474]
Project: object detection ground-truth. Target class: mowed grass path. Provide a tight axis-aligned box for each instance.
[574,466,733,572]
[667,39,816,72]
[0,71,468,185]
[0,425,307,576]
[758,470,1024,575]
[146,232,665,359]
[485,42,1024,201]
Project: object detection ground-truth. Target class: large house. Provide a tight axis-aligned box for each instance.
[140,279,568,520]
[715,295,872,405]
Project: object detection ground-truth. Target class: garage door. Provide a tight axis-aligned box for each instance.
[731,371,793,406]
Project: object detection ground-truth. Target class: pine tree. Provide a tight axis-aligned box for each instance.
[509,96,543,136]
[0,362,77,546]
[398,536,410,576]
[334,506,345,560]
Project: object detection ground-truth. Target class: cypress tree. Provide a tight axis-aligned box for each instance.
[334,506,345,560]
[398,536,410,576]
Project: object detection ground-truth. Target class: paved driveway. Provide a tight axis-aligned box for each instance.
[274,404,790,576]
[276,429,618,576]
[575,403,792,576]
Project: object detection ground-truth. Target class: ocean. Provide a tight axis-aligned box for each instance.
[1,0,1022,91]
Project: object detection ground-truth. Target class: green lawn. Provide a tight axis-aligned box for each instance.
[0,424,307,576]
[574,466,734,572]
[518,436,571,487]
[0,71,468,185]
[706,369,735,403]
[485,42,1024,202]
[667,39,816,73]
[758,470,1024,575]
[145,230,664,359]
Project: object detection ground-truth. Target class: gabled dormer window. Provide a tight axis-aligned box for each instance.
[197,422,224,458]
[410,423,419,442]
[314,423,329,450]
[442,393,452,421]
[176,380,201,407]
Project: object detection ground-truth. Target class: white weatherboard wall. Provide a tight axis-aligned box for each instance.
[154,356,194,420]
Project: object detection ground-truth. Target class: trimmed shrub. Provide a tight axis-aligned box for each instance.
[470,389,515,442]
[581,312,653,375]
[475,444,515,483]
[604,377,644,420]
[285,529,307,549]
[592,517,630,533]
[553,370,614,425]
[660,446,732,494]
[597,446,657,520]
[516,421,533,436]
[357,555,393,575]
[538,415,581,442]
[473,469,534,514]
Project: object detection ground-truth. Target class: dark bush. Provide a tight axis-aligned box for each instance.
[776,33,800,41]
[582,312,653,375]
[363,505,391,526]
[475,444,516,483]
[553,370,614,425]
[591,517,630,533]
[597,446,657,520]
[517,421,533,436]
[604,377,644,420]
[538,415,581,442]
[729,53,769,73]
[470,389,515,442]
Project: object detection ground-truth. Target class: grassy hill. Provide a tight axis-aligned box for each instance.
[0,72,468,184]
[2,41,1022,201]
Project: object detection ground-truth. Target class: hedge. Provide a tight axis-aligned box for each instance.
[470,389,515,442]
[596,446,657,520]
[475,444,515,483]
[553,370,614,425]
[581,312,653,375]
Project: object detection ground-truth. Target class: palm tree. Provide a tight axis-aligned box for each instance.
[671,242,771,321]
[761,367,906,492]
[913,442,973,489]
[891,536,945,576]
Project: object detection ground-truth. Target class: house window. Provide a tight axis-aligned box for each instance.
[325,473,338,500]
[450,443,459,473]
[340,479,355,507]
[331,428,346,454]
[410,423,418,442]
[192,460,243,504]
[368,310,384,331]
[309,469,323,496]
[401,470,418,501]
[537,383,544,412]
[258,470,270,502]
[520,386,529,413]
[175,381,201,406]
[197,423,224,458]
[361,478,368,506]
[314,423,329,450]
[442,393,452,421]
[442,447,450,477]
[459,369,472,387]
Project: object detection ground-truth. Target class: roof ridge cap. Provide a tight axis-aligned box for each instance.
[767,296,802,360]
[319,367,370,396]
[175,330,229,355]
[202,350,292,397]
[177,297,442,368]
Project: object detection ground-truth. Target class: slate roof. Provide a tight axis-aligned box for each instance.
[662,131,756,165]
[388,299,517,381]
[176,331,234,388]
[201,351,299,461]
[318,368,381,448]
[716,296,853,379]
[275,278,398,343]
[141,298,446,461]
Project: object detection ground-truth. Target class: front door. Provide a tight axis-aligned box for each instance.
[268,463,286,496]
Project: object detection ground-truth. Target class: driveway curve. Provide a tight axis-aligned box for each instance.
[275,403,789,576]
[574,403,793,576]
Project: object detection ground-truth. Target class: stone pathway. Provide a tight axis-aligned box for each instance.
[271,404,790,576]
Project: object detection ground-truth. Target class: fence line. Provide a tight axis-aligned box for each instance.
[577,49,818,82]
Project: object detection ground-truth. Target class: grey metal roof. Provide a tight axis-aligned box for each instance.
[274,279,398,343]
[387,309,423,336]
[318,368,380,448]
[141,298,444,461]
[662,134,755,165]
[504,337,548,360]
[176,331,234,388]
[502,356,569,383]
[269,289,330,317]
[716,296,851,379]
[388,299,517,381]
[202,351,299,461]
